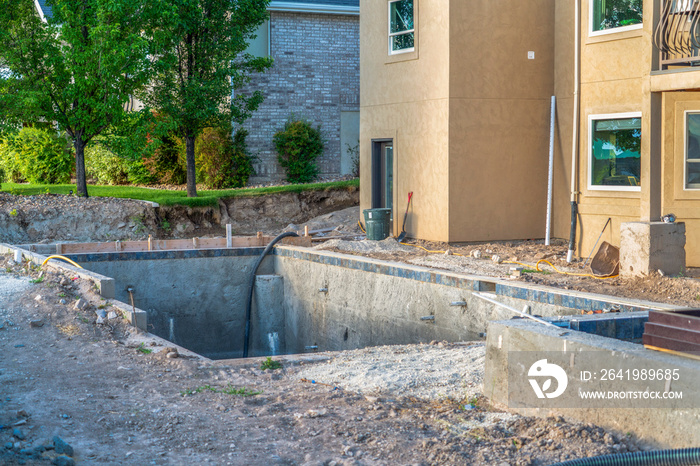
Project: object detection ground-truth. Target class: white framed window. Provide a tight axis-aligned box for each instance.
[685,111,700,189]
[588,112,642,192]
[589,0,643,37]
[388,0,414,55]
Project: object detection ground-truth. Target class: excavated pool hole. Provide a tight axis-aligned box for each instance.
[9,243,674,360]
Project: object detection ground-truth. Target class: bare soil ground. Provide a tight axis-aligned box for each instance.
[303,208,700,309]
[0,257,647,466]
[0,192,692,465]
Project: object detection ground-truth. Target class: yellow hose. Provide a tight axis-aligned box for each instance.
[41,255,83,269]
[503,259,618,280]
[399,242,464,257]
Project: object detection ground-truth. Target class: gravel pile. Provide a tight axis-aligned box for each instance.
[314,237,413,254]
[297,342,485,402]
[0,275,31,301]
[408,254,512,278]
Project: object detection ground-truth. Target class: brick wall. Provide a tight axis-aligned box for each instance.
[240,12,360,183]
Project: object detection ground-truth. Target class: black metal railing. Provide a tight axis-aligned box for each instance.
[655,0,700,69]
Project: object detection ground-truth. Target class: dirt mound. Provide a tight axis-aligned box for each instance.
[0,187,359,244]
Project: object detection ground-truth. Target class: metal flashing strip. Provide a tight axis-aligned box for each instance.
[268,1,359,15]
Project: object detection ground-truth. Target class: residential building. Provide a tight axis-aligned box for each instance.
[360,0,700,266]
[32,0,360,184]
[241,0,360,183]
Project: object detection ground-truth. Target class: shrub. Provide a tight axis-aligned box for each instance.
[273,117,324,183]
[195,126,254,189]
[0,126,73,183]
[84,141,130,185]
[146,133,186,185]
[346,141,360,178]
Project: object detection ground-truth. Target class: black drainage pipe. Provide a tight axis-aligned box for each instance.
[566,200,578,263]
[552,447,700,466]
[242,231,298,358]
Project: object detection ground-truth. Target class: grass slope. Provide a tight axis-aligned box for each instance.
[0,179,359,207]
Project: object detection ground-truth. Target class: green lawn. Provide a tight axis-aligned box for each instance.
[0,179,359,207]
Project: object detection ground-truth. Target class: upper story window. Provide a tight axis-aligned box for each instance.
[685,112,700,189]
[590,0,643,36]
[389,0,414,55]
[589,113,642,191]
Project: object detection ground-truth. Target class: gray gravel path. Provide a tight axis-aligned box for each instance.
[298,342,485,402]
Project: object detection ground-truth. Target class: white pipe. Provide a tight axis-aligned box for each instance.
[567,0,581,264]
[472,292,558,328]
[545,96,556,246]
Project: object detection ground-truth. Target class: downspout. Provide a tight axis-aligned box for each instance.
[567,0,581,264]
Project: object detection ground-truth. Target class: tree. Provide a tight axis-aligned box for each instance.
[0,0,159,197]
[143,0,272,197]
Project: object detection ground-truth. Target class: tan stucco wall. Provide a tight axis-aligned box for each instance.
[551,1,576,242]
[661,91,700,265]
[360,0,700,267]
[359,0,451,241]
[574,0,647,259]
[447,99,553,241]
[446,0,556,242]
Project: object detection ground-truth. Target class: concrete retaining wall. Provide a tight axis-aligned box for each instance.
[273,246,681,354]
[484,319,700,447]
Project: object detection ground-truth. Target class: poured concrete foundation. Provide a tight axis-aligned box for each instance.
[21,244,676,360]
[484,318,700,448]
[620,222,686,278]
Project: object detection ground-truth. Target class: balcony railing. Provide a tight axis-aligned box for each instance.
[654,0,700,69]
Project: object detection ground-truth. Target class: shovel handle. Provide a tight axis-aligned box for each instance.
[401,192,413,232]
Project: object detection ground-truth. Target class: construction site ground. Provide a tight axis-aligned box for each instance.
[0,193,691,465]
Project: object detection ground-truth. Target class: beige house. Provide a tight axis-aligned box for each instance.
[360,0,700,266]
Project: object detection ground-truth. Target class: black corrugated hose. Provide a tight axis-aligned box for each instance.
[242,231,298,358]
[552,448,700,466]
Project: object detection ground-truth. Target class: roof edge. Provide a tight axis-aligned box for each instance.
[268,1,359,15]
[33,0,48,23]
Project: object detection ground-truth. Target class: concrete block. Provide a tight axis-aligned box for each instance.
[97,278,115,299]
[620,222,686,278]
[251,274,285,357]
[484,319,700,448]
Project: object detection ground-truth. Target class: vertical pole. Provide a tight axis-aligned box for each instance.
[226,224,232,248]
[546,96,556,246]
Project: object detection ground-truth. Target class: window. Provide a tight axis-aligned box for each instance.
[590,0,642,35]
[589,113,641,191]
[686,112,700,189]
[245,20,270,58]
[389,0,414,54]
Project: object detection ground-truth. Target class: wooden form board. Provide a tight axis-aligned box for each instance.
[55,235,312,254]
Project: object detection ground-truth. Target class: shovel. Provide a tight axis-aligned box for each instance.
[397,192,413,242]
[590,241,620,277]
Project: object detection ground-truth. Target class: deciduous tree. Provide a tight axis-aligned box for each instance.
[143,0,271,197]
[0,0,160,197]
